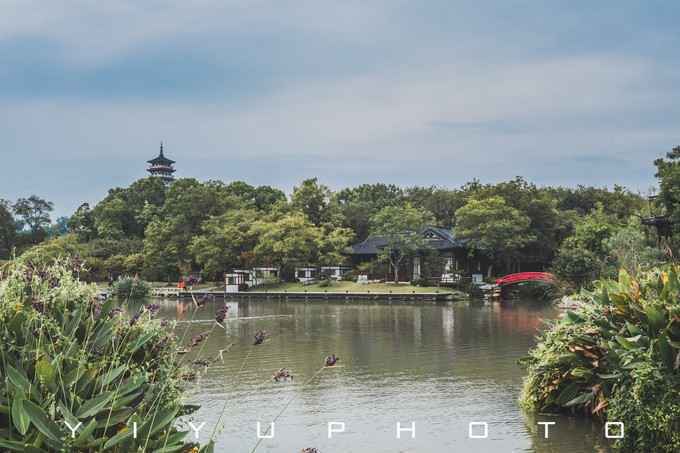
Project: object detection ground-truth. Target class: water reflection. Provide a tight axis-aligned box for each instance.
[135,298,613,452]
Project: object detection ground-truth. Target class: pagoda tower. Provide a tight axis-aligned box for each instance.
[147,143,176,183]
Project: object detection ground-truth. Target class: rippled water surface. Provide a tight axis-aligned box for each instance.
[150,298,613,453]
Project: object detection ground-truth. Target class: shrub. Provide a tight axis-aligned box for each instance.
[318,277,332,288]
[551,246,600,288]
[410,278,430,287]
[111,276,151,300]
[0,260,202,452]
[520,266,680,452]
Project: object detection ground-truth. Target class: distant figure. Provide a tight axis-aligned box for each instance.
[190,333,208,348]
[192,359,210,368]
[253,330,268,345]
[324,354,339,367]
[196,294,209,307]
[176,301,189,318]
[215,305,229,324]
[273,368,293,382]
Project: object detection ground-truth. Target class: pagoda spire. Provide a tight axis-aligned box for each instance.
[147,142,176,183]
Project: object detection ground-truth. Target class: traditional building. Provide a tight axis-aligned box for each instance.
[147,143,176,183]
[346,226,490,283]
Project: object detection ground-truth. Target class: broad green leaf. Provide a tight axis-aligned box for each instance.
[6,364,31,393]
[146,406,180,438]
[116,375,146,396]
[102,426,133,450]
[556,382,581,406]
[658,335,675,370]
[597,373,621,379]
[0,438,26,451]
[97,298,116,319]
[93,323,113,350]
[57,400,79,428]
[564,392,594,407]
[73,419,98,446]
[98,365,127,388]
[22,400,62,442]
[564,311,583,324]
[111,390,143,410]
[76,391,115,419]
[63,367,85,387]
[96,408,134,429]
[615,335,635,350]
[163,430,188,445]
[645,306,666,334]
[625,321,641,336]
[129,331,156,354]
[11,397,30,435]
[64,308,82,336]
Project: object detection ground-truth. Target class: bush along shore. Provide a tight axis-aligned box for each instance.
[0,260,206,452]
[110,276,151,300]
[520,266,680,452]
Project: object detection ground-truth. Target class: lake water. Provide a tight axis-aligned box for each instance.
[149,298,614,453]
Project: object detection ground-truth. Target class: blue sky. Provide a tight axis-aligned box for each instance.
[1,1,678,217]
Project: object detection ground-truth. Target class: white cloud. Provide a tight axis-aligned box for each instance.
[0,53,674,181]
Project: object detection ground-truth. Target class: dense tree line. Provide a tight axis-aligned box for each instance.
[0,195,68,259]
[5,148,675,285]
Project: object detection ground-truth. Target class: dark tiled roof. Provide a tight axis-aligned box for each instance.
[346,226,466,255]
[147,146,175,166]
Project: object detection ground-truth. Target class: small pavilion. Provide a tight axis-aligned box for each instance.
[147,143,176,183]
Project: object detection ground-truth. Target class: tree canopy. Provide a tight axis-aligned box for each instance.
[7,160,657,283]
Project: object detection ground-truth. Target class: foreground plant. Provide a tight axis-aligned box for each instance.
[0,261,204,452]
[520,266,680,452]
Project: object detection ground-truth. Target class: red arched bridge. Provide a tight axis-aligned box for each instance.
[495,272,556,287]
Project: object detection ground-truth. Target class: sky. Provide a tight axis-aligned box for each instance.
[1,1,679,218]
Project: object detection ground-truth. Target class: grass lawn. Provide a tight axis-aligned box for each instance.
[248,280,458,294]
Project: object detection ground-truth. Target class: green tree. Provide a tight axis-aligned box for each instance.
[334,183,405,241]
[12,195,53,244]
[252,213,323,273]
[141,179,241,278]
[654,145,680,246]
[92,177,167,239]
[319,226,354,266]
[190,208,260,279]
[68,203,97,241]
[551,246,600,287]
[47,216,70,238]
[565,204,620,257]
[405,186,464,229]
[253,185,287,211]
[604,221,664,276]
[369,204,435,282]
[0,199,17,259]
[142,219,183,280]
[291,178,336,226]
[454,196,534,274]
[93,195,129,239]
[547,184,643,219]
